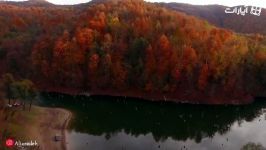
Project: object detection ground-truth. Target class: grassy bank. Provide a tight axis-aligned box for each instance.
[0,102,71,150]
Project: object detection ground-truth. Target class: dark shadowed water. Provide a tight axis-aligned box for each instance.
[38,93,266,150]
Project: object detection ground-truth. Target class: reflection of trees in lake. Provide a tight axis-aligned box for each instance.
[241,142,266,150]
[40,93,266,143]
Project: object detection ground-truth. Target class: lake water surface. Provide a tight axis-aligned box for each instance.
[39,93,266,150]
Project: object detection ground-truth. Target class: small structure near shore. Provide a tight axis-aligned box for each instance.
[6,104,12,108]
[54,134,62,142]
[80,92,91,97]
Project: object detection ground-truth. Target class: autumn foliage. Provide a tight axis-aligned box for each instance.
[0,0,266,104]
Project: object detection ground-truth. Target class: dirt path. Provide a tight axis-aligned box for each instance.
[30,106,72,150]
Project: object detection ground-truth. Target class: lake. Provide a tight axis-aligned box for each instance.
[38,93,266,150]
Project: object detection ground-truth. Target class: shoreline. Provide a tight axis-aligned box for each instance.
[0,103,73,150]
[61,108,72,150]
[30,106,73,150]
[41,87,254,105]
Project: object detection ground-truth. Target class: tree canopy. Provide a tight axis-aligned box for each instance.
[0,0,265,104]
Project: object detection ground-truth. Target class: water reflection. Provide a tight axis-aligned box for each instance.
[39,93,266,150]
[241,142,266,150]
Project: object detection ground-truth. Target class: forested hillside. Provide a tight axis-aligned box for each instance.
[0,0,266,104]
[161,3,266,34]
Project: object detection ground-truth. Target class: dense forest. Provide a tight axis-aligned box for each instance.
[0,0,266,104]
